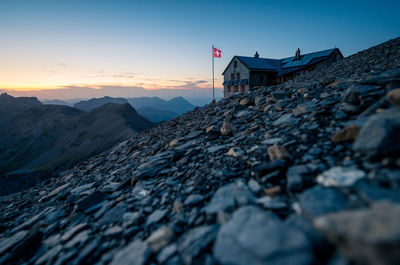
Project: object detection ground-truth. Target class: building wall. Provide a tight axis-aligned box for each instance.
[249,71,277,89]
[223,58,250,97]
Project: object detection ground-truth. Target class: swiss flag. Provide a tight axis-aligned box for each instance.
[214,48,221,58]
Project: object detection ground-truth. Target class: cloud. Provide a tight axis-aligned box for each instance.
[0,81,223,103]
[58,63,67,67]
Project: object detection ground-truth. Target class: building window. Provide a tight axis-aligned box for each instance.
[234,61,237,68]
[237,73,240,79]
[227,85,231,92]
[231,74,234,80]
[260,76,264,84]
[234,86,238,92]
[240,85,245,92]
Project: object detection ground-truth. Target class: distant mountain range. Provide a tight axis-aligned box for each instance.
[0,93,154,194]
[73,96,128,111]
[69,96,195,122]
[127,96,195,115]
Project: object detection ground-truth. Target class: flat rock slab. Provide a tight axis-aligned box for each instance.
[178,225,217,265]
[299,186,348,218]
[316,166,366,187]
[314,201,400,265]
[204,182,255,214]
[213,206,314,265]
[110,240,151,265]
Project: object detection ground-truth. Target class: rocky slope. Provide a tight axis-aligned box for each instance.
[1,37,400,265]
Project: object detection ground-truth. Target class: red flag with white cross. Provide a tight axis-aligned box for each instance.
[214,48,221,58]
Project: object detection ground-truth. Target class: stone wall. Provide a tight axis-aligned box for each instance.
[223,58,250,97]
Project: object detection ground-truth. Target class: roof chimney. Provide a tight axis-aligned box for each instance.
[295,48,301,60]
[254,51,259,58]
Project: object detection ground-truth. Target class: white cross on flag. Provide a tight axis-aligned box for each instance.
[214,48,221,58]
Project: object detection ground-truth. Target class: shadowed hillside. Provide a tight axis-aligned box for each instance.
[0,96,154,194]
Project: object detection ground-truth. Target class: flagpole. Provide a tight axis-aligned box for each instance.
[212,44,215,102]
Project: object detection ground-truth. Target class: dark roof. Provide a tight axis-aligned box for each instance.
[236,56,280,70]
[222,48,342,76]
[280,48,336,68]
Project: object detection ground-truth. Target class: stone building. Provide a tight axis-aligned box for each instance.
[222,48,343,97]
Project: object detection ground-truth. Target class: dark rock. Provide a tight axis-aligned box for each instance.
[75,191,107,211]
[157,244,177,264]
[146,209,168,226]
[355,181,400,203]
[214,206,315,265]
[204,182,255,214]
[178,225,217,265]
[0,225,42,264]
[110,240,151,265]
[273,113,297,126]
[61,223,88,242]
[299,186,348,217]
[271,91,289,101]
[146,226,175,252]
[353,109,400,157]
[314,201,400,265]
[184,194,205,206]
[98,203,126,225]
[286,165,310,192]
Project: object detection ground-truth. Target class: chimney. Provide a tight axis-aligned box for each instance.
[254,51,259,58]
[295,48,301,60]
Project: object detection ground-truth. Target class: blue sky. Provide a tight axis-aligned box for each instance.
[0,0,399,102]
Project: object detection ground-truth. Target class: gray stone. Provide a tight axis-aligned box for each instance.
[75,190,107,211]
[135,157,171,180]
[299,186,348,217]
[286,165,310,192]
[61,223,87,242]
[0,230,28,256]
[353,109,400,156]
[204,182,255,214]
[314,201,400,265]
[272,91,289,101]
[123,212,142,227]
[355,181,400,203]
[273,113,297,126]
[207,145,226,153]
[110,240,151,265]
[104,226,123,237]
[98,204,126,225]
[213,206,314,265]
[157,244,177,264]
[146,209,168,226]
[316,166,366,187]
[248,178,261,193]
[35,245,62,265]
[262,137,283,145]
[184,194,204,206]
[146,226,175,252]
[256,196,288,210]
[178,225,216,265]
[70,182,95,195]
[64,230,90,248]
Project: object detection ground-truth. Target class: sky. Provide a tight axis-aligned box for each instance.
[0,0,399,104]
